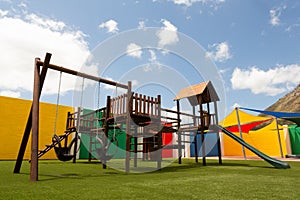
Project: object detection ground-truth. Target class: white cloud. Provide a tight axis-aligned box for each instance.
[18,2,27,8]
[143,64,152,72]
[148,49,157,63]
[0,9,8,17]
[0,0,12,3]
[99,19,119,33]
[269,5,287,26]
[206,41,232,62]
[138,20,145,29]
[126,43,142,58]
[231,103,240,109]
[269,9,280,26]
[0,90,21,98]
[143,50,162,72]
[26,13,66,31]
[0,12,91,97]
[231,64,300,96]
[171,0,225,7]
[156,19,179,47]
[172,0,192,7]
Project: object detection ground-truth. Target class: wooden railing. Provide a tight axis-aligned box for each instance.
[110,93,161,117]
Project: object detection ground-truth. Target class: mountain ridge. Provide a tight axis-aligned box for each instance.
[264,84,300,113]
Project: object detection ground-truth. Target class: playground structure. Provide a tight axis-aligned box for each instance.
[13,53,290,182]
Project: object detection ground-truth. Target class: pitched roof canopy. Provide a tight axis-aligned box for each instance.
[174,81,219,106]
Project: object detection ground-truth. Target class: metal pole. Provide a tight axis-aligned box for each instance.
[275,117,284,158]
[235,107,246,160]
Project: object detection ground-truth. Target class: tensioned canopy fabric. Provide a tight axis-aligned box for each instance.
[225,118,273,133]
[240,107,300,126]
[219,109,271,127]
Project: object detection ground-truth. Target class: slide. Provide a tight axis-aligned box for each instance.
[216,125,290,169]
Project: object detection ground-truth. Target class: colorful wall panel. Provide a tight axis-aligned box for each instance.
[0,96,73,160]
[222,120,287,157]
[190,133,219,157]
[288,125,300,155]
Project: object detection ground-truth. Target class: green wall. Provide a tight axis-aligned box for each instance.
[289,125,300,155]
[79,109,126,160]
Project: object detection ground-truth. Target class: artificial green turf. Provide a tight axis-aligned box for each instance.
[1,159,299,199]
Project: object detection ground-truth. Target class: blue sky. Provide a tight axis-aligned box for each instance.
[0,0,300,119]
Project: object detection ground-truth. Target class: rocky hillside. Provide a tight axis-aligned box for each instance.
[261,84,300,125]
[265,84,300,113]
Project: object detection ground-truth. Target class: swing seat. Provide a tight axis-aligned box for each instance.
[95,135,118,162]
[52,134,76,162]
[54,147,74,162]
[95,148,115,161]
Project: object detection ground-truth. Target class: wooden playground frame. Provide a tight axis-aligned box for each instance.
[14,53,222,182]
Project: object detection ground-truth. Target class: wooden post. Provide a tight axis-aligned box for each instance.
[133,135,138,168]
[214,101,222,164]
[73,107,81,163]
[30,59,41,182]
[14,53,51,174]
[157,95,162,170]
[192,106,198,163]
[200,103,206,166]
[235,107,246,160]
[125,81,132,172]
[176,100,182,164]
[103,96,111,169]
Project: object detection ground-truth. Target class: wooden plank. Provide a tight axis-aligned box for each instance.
[151,97,154,116]
[147,96,150,115]
[143,95,146,114]
[134,93,138,114]
[139,94,142,114]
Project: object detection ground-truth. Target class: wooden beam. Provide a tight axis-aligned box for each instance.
[36,60,128,89]
[14,53,51,174]
[30,58,41,182]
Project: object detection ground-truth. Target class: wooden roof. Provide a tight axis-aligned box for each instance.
[174,81,219,105]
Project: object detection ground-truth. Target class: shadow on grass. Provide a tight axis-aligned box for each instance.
[20,158,278,181]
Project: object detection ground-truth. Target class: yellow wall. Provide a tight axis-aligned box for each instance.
[222,120,287,157]
[0,96,73,160]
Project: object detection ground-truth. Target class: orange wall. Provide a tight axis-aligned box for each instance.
[0,96,73,160]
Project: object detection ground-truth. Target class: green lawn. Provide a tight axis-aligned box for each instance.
[1,159,299,199]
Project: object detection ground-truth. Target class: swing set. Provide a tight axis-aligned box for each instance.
[13,53,128,181]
